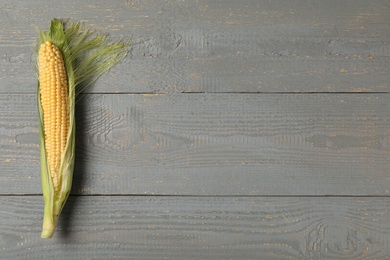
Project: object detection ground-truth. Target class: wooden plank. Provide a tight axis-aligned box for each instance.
[0,0,389,93]
[0,196,389,259]
[1,93,389,195]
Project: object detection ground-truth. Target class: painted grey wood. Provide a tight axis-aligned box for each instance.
[0,0,389,93]
[1,93,389,195]
[1,1,389,258]
[1,196,389,259]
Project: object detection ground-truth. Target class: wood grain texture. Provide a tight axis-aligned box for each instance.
[0,0,389,93]
[1,93,389,195]
[1,1,389,257]
[1,196,389,259]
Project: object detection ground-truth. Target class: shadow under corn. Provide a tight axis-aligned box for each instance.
[57,94,89,239]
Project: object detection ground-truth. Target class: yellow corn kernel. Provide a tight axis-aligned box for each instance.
[38,40,69,190]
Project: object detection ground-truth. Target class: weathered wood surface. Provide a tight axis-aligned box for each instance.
[0,0,389,93]
[1,0,390,258]
[1,196,389,259]
[1,93,389,195]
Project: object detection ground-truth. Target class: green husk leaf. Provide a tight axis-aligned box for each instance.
[37,19,129,238]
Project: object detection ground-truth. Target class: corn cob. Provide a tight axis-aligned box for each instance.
[37,19,128,238]
[38,40,69,191]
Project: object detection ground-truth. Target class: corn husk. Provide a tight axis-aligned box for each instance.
[37,19,127,238]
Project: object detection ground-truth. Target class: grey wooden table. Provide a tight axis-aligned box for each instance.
[1,0,389,259]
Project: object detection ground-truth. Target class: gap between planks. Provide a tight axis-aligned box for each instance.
[10,92,390,95]
[1,194,390,198]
